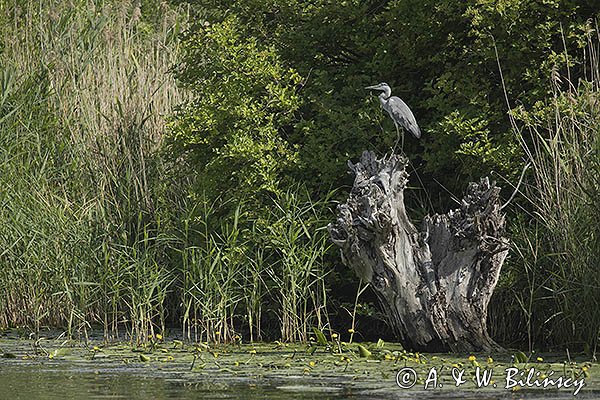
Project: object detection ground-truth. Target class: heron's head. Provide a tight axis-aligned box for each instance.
[365,82,390,91]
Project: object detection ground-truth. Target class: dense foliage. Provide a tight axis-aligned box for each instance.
[168,0,600,351]
[168,16,303,200]
[0,0,332,344]
[171,0,597,202]
[1,0,599,353]
[0,0,186,339]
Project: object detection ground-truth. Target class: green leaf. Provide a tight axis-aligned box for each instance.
[312,327,328,346]
[357,344,372,358]
[513,351,528,364]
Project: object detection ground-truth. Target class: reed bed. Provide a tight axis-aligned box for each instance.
[177,190,333,344]
[0,0,184,341]
[491,31,600,354]
[0,1,333,343]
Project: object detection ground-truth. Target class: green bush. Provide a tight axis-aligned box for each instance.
[167,15,302,202]
[175,0,597,202]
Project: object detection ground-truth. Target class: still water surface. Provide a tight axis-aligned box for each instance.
[0,334,597,399]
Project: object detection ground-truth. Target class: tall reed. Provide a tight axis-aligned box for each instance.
[258,187,333,342]
[1,0,334,344]
[178,197,249,343]
[177,188,333,343]
[0,0,186,341]
[503,30,600,353]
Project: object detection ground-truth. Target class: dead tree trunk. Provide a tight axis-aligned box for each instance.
[328,151,508,352]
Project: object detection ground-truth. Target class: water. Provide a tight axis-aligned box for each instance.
[1,366,338,399]
[0,333,597,399]
[0,363,380,399]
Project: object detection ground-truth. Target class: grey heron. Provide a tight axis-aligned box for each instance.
[365,82,421,150]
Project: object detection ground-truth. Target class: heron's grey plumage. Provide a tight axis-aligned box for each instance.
[384,96,421,139]
[365,82,421,147]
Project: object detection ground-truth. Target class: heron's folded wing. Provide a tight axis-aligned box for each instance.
[386,97,421,139]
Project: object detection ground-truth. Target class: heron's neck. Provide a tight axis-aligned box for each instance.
[379,87,391,100]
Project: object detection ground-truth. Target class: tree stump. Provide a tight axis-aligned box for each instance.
[328,151,508,352]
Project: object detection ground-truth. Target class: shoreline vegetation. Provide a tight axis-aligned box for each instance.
[0,0,599,361]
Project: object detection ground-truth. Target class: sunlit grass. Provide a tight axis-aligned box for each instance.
[0,0,185,341]
[496,31,600,355]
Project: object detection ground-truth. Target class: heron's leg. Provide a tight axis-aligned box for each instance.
[392,123,404,154]
[401,128,405,151]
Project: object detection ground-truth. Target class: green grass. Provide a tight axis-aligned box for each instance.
[491,30,600,355]
[0,0,185,341]
[176,189,333,344]
[0,0,334,344]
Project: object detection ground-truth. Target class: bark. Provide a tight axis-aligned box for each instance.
[328,151,508,352]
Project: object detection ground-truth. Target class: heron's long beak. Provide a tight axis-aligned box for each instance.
[365,84,380,90]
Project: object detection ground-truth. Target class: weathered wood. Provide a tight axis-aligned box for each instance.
[328,151,508,352]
